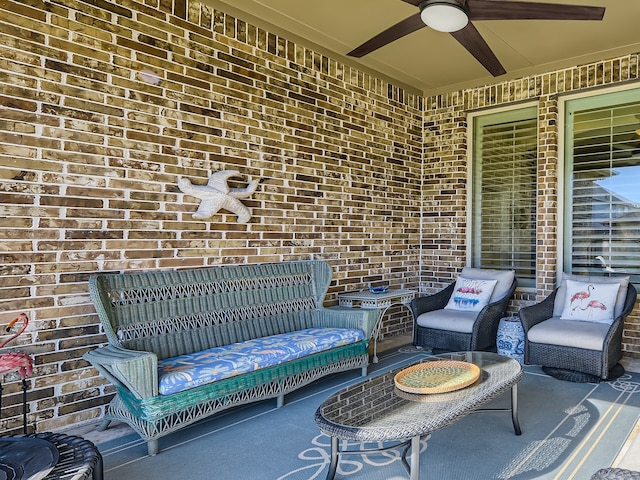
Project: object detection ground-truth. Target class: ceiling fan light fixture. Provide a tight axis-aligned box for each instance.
[420,1,469,33]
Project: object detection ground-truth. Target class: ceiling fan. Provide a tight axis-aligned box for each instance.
[348,0,605,77]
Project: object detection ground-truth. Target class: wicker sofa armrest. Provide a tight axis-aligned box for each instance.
[83,345,158,400]
[316,307,379,338]
[410,282,456,318]
[518,289,558,332]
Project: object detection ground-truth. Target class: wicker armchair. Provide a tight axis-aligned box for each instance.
[520,276,637,381]
[411,268,517,352]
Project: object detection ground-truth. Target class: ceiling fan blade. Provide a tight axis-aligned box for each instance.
[450,22,506,76]
[467,0,605,21]
[400,0,423,6]
[348,13,426,57]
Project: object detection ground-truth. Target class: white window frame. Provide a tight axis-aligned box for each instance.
[560,84,640,285]
[468,102,538,288]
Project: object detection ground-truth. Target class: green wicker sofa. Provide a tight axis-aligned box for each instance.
[83,260,378,455]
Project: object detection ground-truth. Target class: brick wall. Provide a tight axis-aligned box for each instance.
[0,0,421,433]
[0,0,638,434]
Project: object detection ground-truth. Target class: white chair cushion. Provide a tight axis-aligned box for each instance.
[527,317,610,351]
[416,310,479,334]
[559,279,620,324]
[460,267,515,303]
[553,273,630,318]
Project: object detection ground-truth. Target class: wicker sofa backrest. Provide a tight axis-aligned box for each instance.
[89,260,333,360]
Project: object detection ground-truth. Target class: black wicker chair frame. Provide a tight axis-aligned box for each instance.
[520,285,637,381]
[590,468,640,480]
[411,278,518,352]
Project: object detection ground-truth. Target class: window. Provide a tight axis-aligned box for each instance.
[471,106,538,287]
[564,88,640,285]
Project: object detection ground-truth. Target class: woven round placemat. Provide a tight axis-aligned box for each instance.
[394,360,480,394]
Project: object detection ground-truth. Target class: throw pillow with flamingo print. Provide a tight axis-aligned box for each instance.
[560,280,621,324]
[552,273,631,318]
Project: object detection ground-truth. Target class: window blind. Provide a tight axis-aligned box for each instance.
[565,90,640,283]
[472,107,537,287]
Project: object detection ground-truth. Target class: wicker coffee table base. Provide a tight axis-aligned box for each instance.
[316,352,523,480]
[325,435,426,480]
[324,384,521,480]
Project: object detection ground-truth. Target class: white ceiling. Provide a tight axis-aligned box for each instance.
[203,0,640,96]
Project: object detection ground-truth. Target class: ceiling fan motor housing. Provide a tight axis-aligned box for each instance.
[419,0,470,32]
[420,0,467,9]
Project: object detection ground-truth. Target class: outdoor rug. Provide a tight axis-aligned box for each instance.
[97,346,640,480]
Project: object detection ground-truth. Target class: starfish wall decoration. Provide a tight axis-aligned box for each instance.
[178,170,260,223]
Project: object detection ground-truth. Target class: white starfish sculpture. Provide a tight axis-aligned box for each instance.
[178,170,260,223]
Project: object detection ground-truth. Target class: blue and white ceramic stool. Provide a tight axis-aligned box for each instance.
[497,316,525,365]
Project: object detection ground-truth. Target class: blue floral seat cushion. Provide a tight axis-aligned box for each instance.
[157,327,365,395]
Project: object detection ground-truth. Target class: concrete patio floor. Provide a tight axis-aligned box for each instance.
[64,335,640,475]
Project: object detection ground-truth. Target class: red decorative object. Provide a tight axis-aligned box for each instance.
[0,313,33,379]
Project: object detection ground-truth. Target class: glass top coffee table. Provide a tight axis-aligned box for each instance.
[314,351,523,480]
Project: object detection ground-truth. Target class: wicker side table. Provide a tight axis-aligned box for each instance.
[337,288,415,362]
[28,432,103,480]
